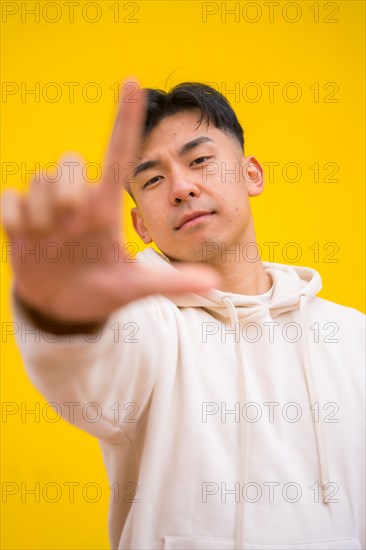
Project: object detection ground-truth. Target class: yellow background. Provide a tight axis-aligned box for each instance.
[1,1,365,548]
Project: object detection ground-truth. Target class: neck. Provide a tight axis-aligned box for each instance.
[206,243,272,295]
[203,219,272,295]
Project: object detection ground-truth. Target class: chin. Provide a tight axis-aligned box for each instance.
[161,246,205,264]
[159,229,227,263]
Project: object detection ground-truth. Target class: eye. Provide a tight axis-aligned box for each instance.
[143,175,163,189]
[191,156,212,166]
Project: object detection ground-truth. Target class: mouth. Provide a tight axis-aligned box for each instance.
[175,211,215,231]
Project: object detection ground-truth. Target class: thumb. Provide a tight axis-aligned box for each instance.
[126,263,220,301]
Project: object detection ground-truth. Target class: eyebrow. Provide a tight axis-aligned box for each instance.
[133,136,214,178]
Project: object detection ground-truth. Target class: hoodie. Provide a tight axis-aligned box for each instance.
[12,248,365,550]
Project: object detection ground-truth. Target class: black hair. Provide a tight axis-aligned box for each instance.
[142,82,244,151]
[127,82,245,201]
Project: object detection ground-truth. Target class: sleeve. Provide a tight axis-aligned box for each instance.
[10,290,166,445]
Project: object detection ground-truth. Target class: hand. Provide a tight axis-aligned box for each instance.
[1,77,218,323]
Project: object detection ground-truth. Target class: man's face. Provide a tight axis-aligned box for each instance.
[130,109,264,263]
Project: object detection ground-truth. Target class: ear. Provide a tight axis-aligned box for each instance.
[242,156,264,197]
[130,207,153,244]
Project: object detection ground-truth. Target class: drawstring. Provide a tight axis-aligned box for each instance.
[222,297,248,550]
[299,295,330,504]
[222,295,330,550]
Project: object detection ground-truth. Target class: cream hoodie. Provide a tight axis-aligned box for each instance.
[12,248,365,550]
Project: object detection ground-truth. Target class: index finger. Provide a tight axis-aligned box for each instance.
[102,77,147,195]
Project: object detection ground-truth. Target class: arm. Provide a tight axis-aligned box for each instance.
[10,282,166,443]
[2,77,216,441]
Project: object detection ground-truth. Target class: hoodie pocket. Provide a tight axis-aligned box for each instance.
[162,536,362,550]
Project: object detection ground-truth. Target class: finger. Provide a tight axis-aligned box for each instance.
[25,176,55,233]
[124,263,220,302]
[1,189,24,237]
[52,153,89,233]
[101,77,147,196]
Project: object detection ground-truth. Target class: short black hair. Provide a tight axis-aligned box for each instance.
[127,82,245,200]
[142,82,244,151]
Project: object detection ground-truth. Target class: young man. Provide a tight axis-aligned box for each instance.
[2,79,365,550]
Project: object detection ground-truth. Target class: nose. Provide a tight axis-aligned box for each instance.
[168,171,201,205]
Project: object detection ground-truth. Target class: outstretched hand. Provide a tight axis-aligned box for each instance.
[1,78,218,323]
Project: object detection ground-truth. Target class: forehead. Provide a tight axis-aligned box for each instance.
[138,109,233,157]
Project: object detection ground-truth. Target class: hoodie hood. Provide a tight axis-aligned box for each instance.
[136,247,322,319]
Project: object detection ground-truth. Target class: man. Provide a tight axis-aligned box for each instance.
[2,79,365,550]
